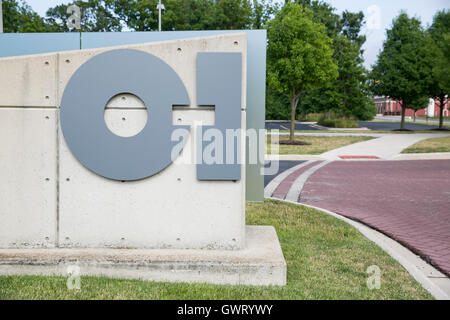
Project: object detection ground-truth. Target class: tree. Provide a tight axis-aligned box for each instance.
[3,0,53,32]
[338,10,366,48]
[428,10,450,129]
[291,0,339,37]
[267,3,337,141]
[46,0,122,32]
[371,12,433,130]
[109,0,256,32]
[251,0,279,29]
[265,86,290,120]
[327,34,375,120]
[296,5,375,121]
[336,10,375,121]
[213,0,253,29]
[434,34,450,94]
[409,95,430,122]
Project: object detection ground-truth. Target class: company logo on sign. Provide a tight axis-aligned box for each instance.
[60,49,243,181]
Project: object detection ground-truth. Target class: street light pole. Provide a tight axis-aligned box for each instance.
[157,0,165,32]
[0,0,4,33]
[158,0,161,32]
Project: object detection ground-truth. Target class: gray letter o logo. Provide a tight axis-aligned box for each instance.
[60,49,190,181]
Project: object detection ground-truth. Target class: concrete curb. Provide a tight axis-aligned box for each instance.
[285,161,331,202]
[393,153,450,160]
[326,127,370,131]
[265,154,450,161]
[267,197,450,300]
[264,160,314,198]
[268,132,384,137]
[265,154,323,161]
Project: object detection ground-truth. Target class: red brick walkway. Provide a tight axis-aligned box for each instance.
[272,161,321,199]
[299,160,450,276]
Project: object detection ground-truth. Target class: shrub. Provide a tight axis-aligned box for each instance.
[317,117,359,128]
[298,113,322,122]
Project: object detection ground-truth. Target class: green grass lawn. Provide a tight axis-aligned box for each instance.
[401,136,450,153]
[0,200,432,300]
[267,136,375,155]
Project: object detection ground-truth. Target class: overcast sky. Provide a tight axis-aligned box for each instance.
[25,0,450,68]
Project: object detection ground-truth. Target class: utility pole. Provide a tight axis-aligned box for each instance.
[0,0,4,33]
[156,0,165,32]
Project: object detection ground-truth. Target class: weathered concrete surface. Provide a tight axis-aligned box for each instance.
[0,108,57,248]
[0,34,285,287]
[104,93,148,137]
[57,34,246,249]
[58,111,247,249]
[0,226,286,286]
[57,34,247,108]
[0,33,248,250]
[0,53,58,107]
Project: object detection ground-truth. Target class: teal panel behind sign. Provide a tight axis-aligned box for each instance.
[0,32,80,57]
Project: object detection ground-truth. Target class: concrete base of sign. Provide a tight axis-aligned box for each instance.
[0,226,286,286]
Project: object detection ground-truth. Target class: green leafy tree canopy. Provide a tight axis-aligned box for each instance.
[427,9,450,129]
[267,2,337,140]
[371,12,434,130]
[45,0,122,32]
[3,0,53,32]
[108,0,259,32]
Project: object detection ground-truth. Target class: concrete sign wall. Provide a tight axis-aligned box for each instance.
[0,34,247,249]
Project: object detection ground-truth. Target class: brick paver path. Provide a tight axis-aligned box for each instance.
[272,161,321,199]
[298,160,450,276]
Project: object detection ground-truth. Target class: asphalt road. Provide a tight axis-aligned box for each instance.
[265,120,442,131]
[265,121,319,131]
[357,121,440,131]
[263,160,306,187]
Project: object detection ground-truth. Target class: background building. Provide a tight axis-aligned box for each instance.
[373,96,449,117]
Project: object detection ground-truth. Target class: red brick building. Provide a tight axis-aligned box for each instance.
[373,96,449,117]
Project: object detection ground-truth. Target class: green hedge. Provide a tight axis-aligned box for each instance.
[317,117,359,128]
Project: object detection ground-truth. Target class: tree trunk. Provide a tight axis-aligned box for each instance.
[400,104,406,130]
[413,111,416,122]
[290,98,296,142]
[439,95,445,130]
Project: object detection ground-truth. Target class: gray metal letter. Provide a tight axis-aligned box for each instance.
[196,52,242,180]
[60,49,190,181]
